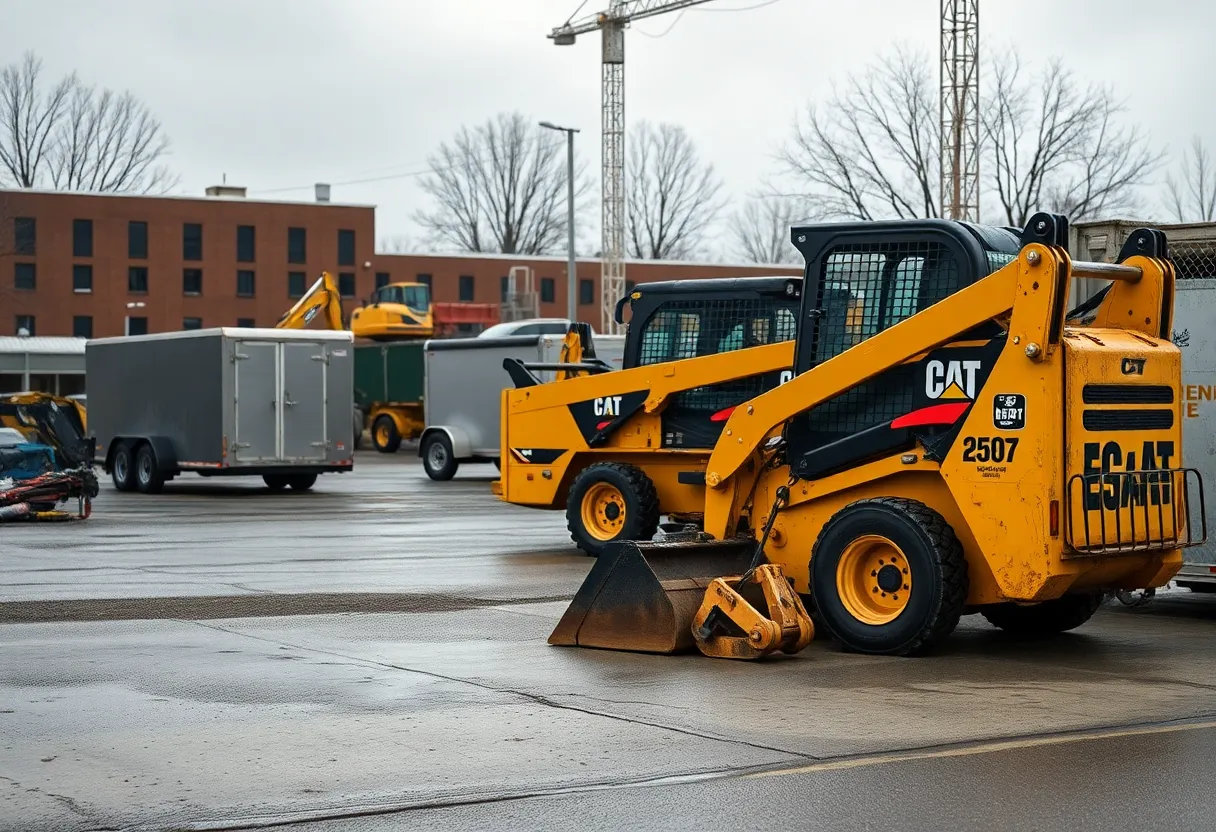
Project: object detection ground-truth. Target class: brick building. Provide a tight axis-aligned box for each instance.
[0,186,800,338]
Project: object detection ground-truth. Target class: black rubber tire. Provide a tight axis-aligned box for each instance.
[263,475,289,491]
[810,497,969,656]
[372,415,402,454]
[422,433,458,481]
[979,593,1103,636]
[565,462,661,557]
[134,443,165,495]
[286,474,317,492]
[111,443,136,492]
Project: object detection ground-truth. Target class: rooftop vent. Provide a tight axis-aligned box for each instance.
[315,183,331,203]
[205,185,247,198]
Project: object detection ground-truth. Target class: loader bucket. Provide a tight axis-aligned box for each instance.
[548,536,758,654]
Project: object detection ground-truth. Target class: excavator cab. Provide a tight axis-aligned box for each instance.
[350,282,435,340]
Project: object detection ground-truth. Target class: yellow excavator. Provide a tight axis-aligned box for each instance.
[537,213,1206,660]
[275,272,348,332]
[274,272,433,340]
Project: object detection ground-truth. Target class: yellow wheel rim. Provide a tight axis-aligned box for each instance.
[376,423,391,446]
[581,482,627,541]
[835,534,912,626]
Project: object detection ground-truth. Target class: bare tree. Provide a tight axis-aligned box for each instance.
[1165,135,1216,223]
[625,121,724,260]
[776,47,939,221]
[378,233,421,254]
[414,111,591,256]
[0,51,177,194]
[984,53,1163,226]
[730,194,806,265]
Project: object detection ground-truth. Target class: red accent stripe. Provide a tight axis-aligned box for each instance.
[597,420,612,430]
[890,401,970,430]
[710,406,736,423]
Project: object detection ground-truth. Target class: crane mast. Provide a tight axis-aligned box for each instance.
[550,1,714,334]
[940,0,980,222]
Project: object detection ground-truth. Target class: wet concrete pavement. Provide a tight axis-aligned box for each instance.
[4,453,1216,831]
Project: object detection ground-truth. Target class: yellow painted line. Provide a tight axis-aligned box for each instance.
[740,718,1216,781]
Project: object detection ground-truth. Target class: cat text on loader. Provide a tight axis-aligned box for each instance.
[549,213,1207,660]
[495,276,803,555]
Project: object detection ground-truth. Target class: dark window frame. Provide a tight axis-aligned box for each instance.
[287,227,307,264]
[182,317,203,330]
[459,275,475,302]
[579,278,594,305]
[14,217,36,255]
[236,225,256,263]
[14,262,36,290]
[540,277,555,303]
[236,269,256,297]
[183,268,203,295]
[73,315,93,339]
[338,272,356,298]
[183,223,203,261]
[72,219,93,258]
[337,229,356,266]
[128,220,148,259]
[236,317,256,328]
[288,271,307,298]
[15,314,36,336]
[128,266,149,293]
[375,272,391,290]
[72,264,93,293]
[127,316,148,336]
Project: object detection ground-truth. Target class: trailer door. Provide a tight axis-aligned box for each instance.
[282,340,328,461]
[233,340,279,462]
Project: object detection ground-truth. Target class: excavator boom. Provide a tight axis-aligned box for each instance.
[276,272,345,331]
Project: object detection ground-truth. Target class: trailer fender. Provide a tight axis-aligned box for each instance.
[106,435,180,474]
[419,426,473,461]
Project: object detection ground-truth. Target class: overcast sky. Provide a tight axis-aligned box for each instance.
[9,0,1215,257]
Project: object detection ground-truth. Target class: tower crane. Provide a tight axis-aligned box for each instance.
[551,0,982,328]
[549,1,716,334]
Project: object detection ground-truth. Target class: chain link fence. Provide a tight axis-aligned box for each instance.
[1169,241,1216,281]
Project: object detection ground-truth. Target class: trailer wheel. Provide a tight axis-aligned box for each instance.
[372,415,402,454]
[979,593,1103,636]
[565,463,660,557]
[422,433,458,481]
[111,443,136,492]
[134,443,165,495]
[263,475,289,491]
[810,497,968,656]
[284,474,317,491]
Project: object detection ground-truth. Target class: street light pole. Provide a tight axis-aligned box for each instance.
[539,121,580,324]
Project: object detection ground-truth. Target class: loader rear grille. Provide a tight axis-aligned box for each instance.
[1066,468,1207,556]
[1082,409,1174,431]
[1082,384,1174,405]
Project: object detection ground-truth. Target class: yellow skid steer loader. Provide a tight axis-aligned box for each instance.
[496,276,804,555]
[549,213,1207,660]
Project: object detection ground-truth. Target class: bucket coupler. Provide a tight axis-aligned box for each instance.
[692,564,815,660]
[548,536,758,654]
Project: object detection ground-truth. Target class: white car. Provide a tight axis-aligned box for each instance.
[477,319,583,339]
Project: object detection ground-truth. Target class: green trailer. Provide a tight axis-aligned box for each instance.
[354,340,426,453]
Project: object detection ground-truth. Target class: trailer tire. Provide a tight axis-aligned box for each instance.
[565,463,660,557]
[979,593,1103,636]
[286,474,317,492]
[422,433,458,481]
[810,497,968,656]
[111,443,136,492]
[134,443,165,495]
[263,475,289,491]
[372,415,402,454]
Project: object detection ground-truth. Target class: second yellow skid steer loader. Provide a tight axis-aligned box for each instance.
[495,276,805,555]
[549,213,1207,660]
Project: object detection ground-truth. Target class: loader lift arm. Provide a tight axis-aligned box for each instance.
[276,272,345,331]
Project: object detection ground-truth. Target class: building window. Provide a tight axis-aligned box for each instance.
[14,217,35,255]
[375,272,390,290]
[129,221,148,259]
[417,273,432,288]
[14,263,36,290]
[579,278,594,305]
[288,271,306,298]
[15,315,35,336]
[237,269,256,297]
[338,229,355,266]
[183,223,203,260]
[236,317,255,328]
[183,317,203,330]
[237,225,256,262]
[459,275,474,302]
[73,264,93,293]
[128,266,149,293]
[73,315,93,339]
[127,317,148,336]
[73,219,93,257]
[338,272,355,297]
[287,227,306,264]
[541,277,555,303]
[500,275,510,301]
[183,268,203,295]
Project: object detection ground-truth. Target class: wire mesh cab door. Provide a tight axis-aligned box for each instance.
[784,220,1018,479]
[623,282,800,449]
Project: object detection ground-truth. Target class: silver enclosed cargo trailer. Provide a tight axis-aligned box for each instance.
[86,328,355,493]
